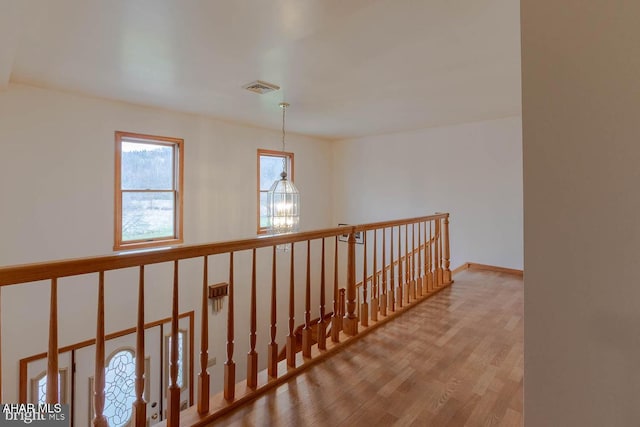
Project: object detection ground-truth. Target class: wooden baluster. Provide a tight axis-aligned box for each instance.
[429,220,434,291]
[224,253,236,400]
[286,244,296,367]
[133,267,146,425]
[435,219,441,287]
[432,219,440,289]
[443,215,452,284]
[339,289,346,318]
[0,288,2,403]
[381,228,387,316]
[47,278,59,404]
[412,223,417,300]
[302,241,313,358]
[361,231,369,327]
[397,226,403,308]
[247,249,258,388]
[268,246,278,378]
[424,220,429,293]
[356,285,360,325]
[389,227,395,312]
[223,254,236,401]
[331,236,341,342]
[93,274,107,426]
[431,220,436,288]
[198,257,210,413]
[167,261,180,425]
[438,218,444,286]
[343,231,358,336]
[371,230,379,322]
[417,222,423,297]
[317,238,328,351]
[404,224,410,304]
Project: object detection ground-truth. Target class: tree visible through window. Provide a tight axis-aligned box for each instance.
[257,149,294,234]
[115,132,183,250]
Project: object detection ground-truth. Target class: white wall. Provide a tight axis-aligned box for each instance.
[0,83,335,402]
[522,1,640,425]
[332,116,523,270]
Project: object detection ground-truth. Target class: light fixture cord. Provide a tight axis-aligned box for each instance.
[281,104,287,177]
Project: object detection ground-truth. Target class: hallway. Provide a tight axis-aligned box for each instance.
[212,269,523,426]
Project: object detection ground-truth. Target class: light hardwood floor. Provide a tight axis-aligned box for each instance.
[211,269,523,426]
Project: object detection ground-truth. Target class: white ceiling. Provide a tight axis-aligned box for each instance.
[0,0,521,140]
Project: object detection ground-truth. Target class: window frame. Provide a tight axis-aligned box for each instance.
[114,131,184,251]
[257,148,294,235]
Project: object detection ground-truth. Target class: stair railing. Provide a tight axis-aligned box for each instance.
[0,213,452,426]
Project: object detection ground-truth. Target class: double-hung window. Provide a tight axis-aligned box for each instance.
[257,149,294,234]
[114,131,184,250]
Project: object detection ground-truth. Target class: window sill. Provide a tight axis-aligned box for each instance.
[114,238,183,252]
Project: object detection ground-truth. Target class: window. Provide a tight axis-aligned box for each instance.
[30,369,68,404]
[257,149,294,234]
[115,131,183,250]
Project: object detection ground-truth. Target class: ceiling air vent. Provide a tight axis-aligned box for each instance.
[242,80,280,94]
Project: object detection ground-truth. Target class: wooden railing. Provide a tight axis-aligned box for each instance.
[0,213,452,426]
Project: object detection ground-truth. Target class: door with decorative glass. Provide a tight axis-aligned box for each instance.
[21,314,192,426]
[74,327,162,426]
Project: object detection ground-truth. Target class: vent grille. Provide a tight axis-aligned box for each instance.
[242,80,280,94]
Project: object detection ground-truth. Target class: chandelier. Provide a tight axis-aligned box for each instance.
[267,102,300,235]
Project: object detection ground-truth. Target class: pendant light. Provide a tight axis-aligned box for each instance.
[267,102,300,235]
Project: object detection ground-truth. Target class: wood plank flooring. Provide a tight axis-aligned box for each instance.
[210,269,523,426]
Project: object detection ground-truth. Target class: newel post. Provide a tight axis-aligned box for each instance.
[443,215,453,284]
[343,231,358,336]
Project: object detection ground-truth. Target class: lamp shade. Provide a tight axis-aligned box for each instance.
[267,171,300,234]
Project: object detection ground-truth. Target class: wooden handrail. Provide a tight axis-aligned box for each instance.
[353,213,448,232]
[0,214,448,287]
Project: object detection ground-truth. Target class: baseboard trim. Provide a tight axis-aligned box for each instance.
[452,263,470,275]
[453,262,523,277]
